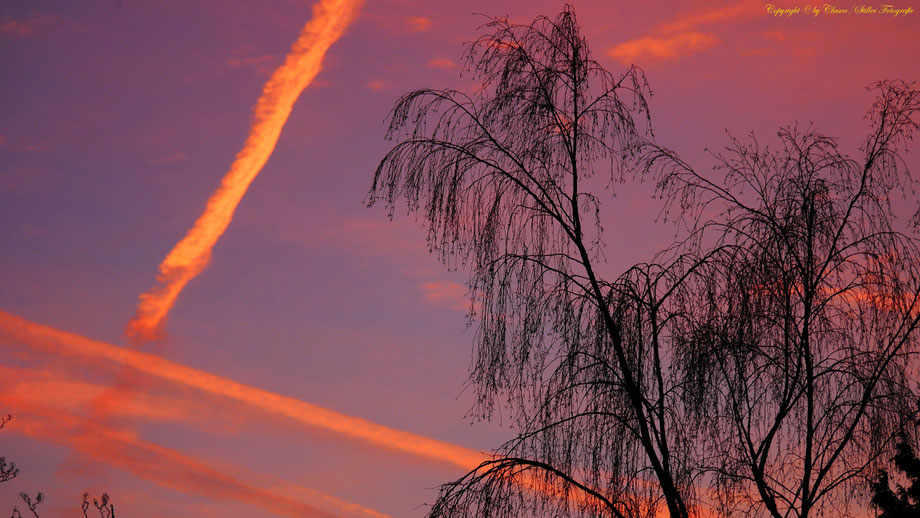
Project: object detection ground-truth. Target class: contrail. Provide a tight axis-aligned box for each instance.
[0,395,389,518]
[1,310,488,471]
[0,364,205,424]
[1,313,687,515]
[126,0,363,342]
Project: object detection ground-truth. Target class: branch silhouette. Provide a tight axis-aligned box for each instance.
[370,4,920,518]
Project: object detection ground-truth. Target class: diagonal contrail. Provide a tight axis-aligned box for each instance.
[0,395,389,518]
[127,0,363,342]
[3,312,676,515]
[1,310,488,471]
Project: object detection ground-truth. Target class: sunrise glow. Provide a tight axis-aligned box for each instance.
[1,1,916,516]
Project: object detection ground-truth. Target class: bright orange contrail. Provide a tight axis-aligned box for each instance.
[127,0,363,342]
[0,314,678,516]
[1,310,488,471]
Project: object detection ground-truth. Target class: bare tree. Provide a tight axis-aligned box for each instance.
[368,6,704,518]
[6,492,114,518]
[368,2,920,517]
[647,80,920,517]
[11,492,42,518]
[0,415,18,484]
[82,492,115,518]
[870,417,920,517]
[3,414,115,518]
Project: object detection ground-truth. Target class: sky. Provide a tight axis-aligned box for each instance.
[0,0,918,516]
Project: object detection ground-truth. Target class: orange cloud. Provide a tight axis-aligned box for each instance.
[3,376,183,423]
[764,29,786,41]
[0,316,708,515]
[426,58,458,70]
[608,32,718,63]
[608,1,759,64]
[1,396,387,518]
[126,0,364,343]
[334,218,427,262]
[419,281,468,311]
[0,363,246,430]
[0,310,487,471]
[659,1,760,34]
[405,16,431,32]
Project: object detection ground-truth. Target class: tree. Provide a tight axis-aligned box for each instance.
[645,80,920,517]
[368,5,920,518]
[3,414,115,518]
[368,6,698,518]
[0,415,18,484]
[870,429,920,517]
[8,492,114,518]
[82,492,116,518]
[11,492,43,518]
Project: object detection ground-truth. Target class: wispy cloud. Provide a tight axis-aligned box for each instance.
[0,367,197,424]
[0,363,256,434]
[1,310,487,471]
[609,33,718,63]
[1,396,387,518]
[334,217,427,261]
[763,29,786,41]
[426,58,458,70]
[126,0,364,342]
[404,16,431,32]
[226,53,277,69]
[1,313,663,513]
[0,17,44,38]
[419,281,468,311]
[153,151,188,165]
[658,1,760,33]
[608,1,758,63]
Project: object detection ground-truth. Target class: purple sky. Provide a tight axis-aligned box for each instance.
[1,1,918,516]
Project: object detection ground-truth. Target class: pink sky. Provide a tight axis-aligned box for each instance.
[1,1,918,516]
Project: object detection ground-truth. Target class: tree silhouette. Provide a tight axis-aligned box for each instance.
[11,492,42,518]
[3,413,115,517]
[0,415,18,484]
[870,430,920,518]
[644,80,920,517]
[82,492,115,518]
[7,492,114,518]
[369,5,920,518]
[369,6,701,518]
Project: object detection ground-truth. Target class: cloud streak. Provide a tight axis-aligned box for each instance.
[404,16,431,32]
[0,395,387,518]
[1,315,689,515]
[0,363,254,433]
[419,281,468,311]
[658,1,759,34]
[608,1,758,63]
[126,0,363,342]
[608,32,718,63]
[1,310,487,471]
